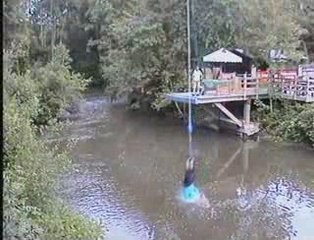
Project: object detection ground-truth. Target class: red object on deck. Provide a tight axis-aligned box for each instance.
[257,67,298,84]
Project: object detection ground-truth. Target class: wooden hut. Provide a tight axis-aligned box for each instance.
[202,48,253,76]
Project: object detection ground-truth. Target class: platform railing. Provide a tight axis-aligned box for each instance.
[200,64,314,101]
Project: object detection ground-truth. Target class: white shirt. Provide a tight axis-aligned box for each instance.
[192,69,202,82]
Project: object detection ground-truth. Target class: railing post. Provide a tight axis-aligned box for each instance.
[244,73,247,98]
[306,75,310,101]
[294,76,298,100]
[281,74,284,97]
[256,76,259,99]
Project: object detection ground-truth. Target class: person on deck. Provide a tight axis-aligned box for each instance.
[192,67,203,96]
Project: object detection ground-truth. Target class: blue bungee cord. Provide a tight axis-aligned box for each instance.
[187,0,193,159]
[181,0,201,203]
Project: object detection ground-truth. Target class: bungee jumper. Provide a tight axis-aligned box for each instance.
[182,157,201,202]
[180,0,202,203]
[179,0,210,209]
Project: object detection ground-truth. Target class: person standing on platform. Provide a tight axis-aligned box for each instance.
[192,66,203,96]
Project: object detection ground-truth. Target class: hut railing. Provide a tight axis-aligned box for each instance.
[205,76,260,97]
[200,64,314,101]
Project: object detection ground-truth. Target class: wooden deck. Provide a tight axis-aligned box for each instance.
[166,88,268,104]
[166,75,314,104]
[165,65,314,139]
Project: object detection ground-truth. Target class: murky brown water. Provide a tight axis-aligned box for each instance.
[59,94,314,240]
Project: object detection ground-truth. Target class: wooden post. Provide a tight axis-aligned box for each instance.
[294,76,298,100]
[242,143,249,173]
[298,64,302,77]
[306,76,310,101]
[256,76,259,99]
[243,73,247,98]
[244,98,251,124]
[251,65,257,79]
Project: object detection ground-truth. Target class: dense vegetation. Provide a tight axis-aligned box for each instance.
[3,45,103,239]
[3,0,314,238]
[254,100,314,145]
[3,1,102,239]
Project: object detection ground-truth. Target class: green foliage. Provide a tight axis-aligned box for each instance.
[34,200,102,240]
[3,46,102,239]
[298,107,314,144]
[33,44,90,125]
[294,0,314,61]
[4,44,90,126]
[89,0,188,109]
[254,99,314,145]
[233,0,304,61]
[194,0,237,53]
[3,97,102,240]
[3,0,31,49]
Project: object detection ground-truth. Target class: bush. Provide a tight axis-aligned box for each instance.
[3,47,103,239]
[298,107,314,145]
[33,44,90,125]
[254,99,314,145]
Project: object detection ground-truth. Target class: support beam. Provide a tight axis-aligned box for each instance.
[214,103,242,127]
[173,102,183,117]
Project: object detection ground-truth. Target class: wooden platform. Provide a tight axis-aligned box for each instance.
[165,88,268,104]
[165,65,314,139]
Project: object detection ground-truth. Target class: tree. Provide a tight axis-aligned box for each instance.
[232,0,304,61]
[3,0,30,48]
[89,0,242,110]
[193,0,237,57]
[3,2,103,238]
[294,0,314,61]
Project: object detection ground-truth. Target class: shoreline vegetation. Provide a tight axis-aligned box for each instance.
[3,46,103,239]
[3,0,314,239]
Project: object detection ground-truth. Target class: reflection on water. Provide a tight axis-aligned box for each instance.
[58,95,314,240]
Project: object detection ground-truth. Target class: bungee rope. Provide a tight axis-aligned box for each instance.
[187,0,193,158]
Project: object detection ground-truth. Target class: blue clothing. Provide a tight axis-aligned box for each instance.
[181,183,200,202]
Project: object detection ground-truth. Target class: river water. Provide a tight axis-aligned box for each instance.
[58,94,314,240]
